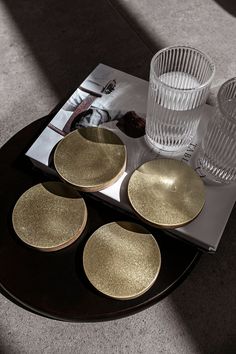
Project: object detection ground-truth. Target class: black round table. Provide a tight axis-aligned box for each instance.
[0,116,201,321]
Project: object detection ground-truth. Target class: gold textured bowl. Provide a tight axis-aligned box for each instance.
[128,158,205,228]
[54,127,127,192]
[12,181,87,251]
[83,221,161,300]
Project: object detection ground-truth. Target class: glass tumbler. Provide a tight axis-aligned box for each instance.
[145,46,215,152]
[198,78,236,183]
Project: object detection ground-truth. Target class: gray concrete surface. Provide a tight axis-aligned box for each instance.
[0,0,235,353]
[108,0,236,88]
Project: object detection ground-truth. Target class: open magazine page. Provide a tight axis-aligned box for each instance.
[26,64,236,251]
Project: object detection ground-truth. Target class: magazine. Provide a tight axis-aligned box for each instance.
[26,64,236,252]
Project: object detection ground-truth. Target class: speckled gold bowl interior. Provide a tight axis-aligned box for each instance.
[128,158,205,228]
[12,181,87,251]
[83,221,161,300]
[54,127,127,192]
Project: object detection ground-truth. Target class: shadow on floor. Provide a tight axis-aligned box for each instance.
[107,0,165,53]
[169,205,236,353]
[2,0,236,352]
[214,0,236,16]
[3,0,156,101]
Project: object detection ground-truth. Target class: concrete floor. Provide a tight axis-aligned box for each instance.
[0,0,236,352]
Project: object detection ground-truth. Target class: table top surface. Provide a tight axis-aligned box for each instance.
[0,115,200,321]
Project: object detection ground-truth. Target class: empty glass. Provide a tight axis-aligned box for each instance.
[198,77,236,183]
[145,46,215,152]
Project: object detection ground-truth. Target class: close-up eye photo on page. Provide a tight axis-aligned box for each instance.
[0,0,235,353]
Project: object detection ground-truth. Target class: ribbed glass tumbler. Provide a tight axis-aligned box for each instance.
[198,78,236,183]
[145,46,215,152]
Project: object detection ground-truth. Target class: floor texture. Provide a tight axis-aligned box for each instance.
[0,0,236,353]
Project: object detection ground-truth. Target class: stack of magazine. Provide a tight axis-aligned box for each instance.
[26,64,236,252]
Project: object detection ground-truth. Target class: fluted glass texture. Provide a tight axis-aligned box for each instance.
[146,46,215,151]
[199,78,236,183]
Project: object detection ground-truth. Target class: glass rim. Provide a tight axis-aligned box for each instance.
[150,45,216,93]
[218,77,236,121]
